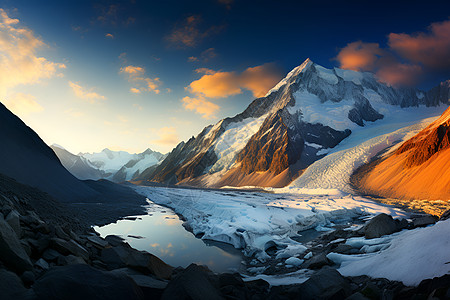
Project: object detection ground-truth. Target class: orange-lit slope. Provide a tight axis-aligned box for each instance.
[358,107,450,201]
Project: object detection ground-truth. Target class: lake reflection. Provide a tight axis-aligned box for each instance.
[94,200,244,273]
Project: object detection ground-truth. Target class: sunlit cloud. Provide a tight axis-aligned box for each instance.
[120,65,161,94]
[336,19,450,86]
[388,19,450,70]
[0,9,66,97]
[188,56,198,62]
[105,33,114,39]
[152,127,180,146]
[68,81,106,102]
[166,15,224,48]
[182,96,220,119]
[188,63,283,98]
[2,93,43,115]
[189,48,218,63]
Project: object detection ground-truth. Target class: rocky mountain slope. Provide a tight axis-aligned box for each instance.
[0,103,100,202]
[136,59,449,187]
[353,104,450,201]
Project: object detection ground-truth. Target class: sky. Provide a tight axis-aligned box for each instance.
[0,0,449,154]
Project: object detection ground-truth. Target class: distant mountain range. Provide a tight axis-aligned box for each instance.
[51,145,165,182]
[135,58,450,188]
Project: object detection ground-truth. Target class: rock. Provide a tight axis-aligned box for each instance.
[412,215,437,228]
[0,269,31,300]
[285,257,304,267]
[5,210,21,237]
[128,274,167,299]
[294,268,351,300]
[54,225,71,241]
[86,235,109,248]
[0,217,33,272]
[333,244,353,254]
[346,292,370,300]
[364,213,398,239]
[395,218,409,230]
[105,235,125,247]
[440,210,450,221]
[161,264,222,300]
[57,254,86,265]
[42,248,61,261]
[35,258,50,270]
[303,252,331,269]
[51,238,89,261]
[33,264,144,300]
[21,270,35,286]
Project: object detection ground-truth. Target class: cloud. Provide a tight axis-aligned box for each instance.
[120,65,161,94]
[218,0,234,9]
[188,63,283,98]
[166,15,224,48]
[388,20,450,70]
[182,96,220,119]
[188,48,218,63]
[188,56,198,62]
[68,81,106,102]
[336,19,450,87]
[2,93,43,115]
[105,33,114,39]
[152,127,180,146]
[0,9,66,96]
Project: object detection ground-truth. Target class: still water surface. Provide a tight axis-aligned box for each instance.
[94,200,244,273]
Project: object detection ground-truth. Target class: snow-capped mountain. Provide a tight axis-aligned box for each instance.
[51,144,107,180]
[355,104,450,200]
[137,59,449,187]
[53,147,165,182]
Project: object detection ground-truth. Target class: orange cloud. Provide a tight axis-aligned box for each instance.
[335,41,384,71]
[152,127,180,145]
[105,33,114,39]
[188,63,283,98]
[2,93,43,115]
[376,62,422,87]
[166,15,224,48]
[182,96,220,119]
[0,9,66,96]
[120,65,160,94]
[388,20,450,69]
[68,81,106,102]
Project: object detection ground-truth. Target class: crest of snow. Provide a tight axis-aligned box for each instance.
[304,142,322,149]
[209,114,268,173]
[289,91,355,131]
[134,186,407,262]
[334,68,365,85]
[329,219,450,286]
[122,153,160,181]
[81,150,138,173]
[285,257,304,267]
[289,106,446,193]
[243,269,312,286]
[265,58,313,97]
[315,65,338,85]
[51,143,66,150]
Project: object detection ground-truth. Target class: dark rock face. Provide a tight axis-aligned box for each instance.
[33,264,144,300]
[0,269,31,300]
[364,213,398,239]
[0,217,33,273]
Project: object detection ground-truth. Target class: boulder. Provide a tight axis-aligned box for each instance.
[57,255,86,266]
[105,235,125,247]
[0,269,32,300]
[42,248,61,261]
[161,264,222,300]
[5,210,21,237]
[294,268,351,299]
[33,264,144,300]
[51,238,89,261]
[364,214,398,239]
[35,258,50,270]
[412,215,437,228]
[302,252,331,270]
[54,225,71,241]
[86,235,109,248]
[0,217,32,272]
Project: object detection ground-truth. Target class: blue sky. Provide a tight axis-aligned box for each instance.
[0,0,449,153]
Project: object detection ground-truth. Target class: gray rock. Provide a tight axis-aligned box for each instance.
[51,238,89,261]
[0,217,32,272]
[35,258,50,270]
[57,254,86,266]
[33,264,144,300]
[54,225,70,241]
[161,264,222,300]
[0,269,31,300]
[42,248,61,261]
[294,268,351,300]
[413,216,437,228]
[5,210,21,237]
[346,292,370,300]
[364,213,398,239]
[105,235,125,247]
[86,235,109,248]
[440,210,450,221]
[303,252,331,269]
[21,270,35,286]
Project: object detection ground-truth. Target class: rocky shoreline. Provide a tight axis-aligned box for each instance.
[1,174,449,299]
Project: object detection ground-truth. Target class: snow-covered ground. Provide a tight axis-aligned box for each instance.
[134,186,407,262]
[328,219,450,286]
